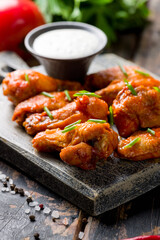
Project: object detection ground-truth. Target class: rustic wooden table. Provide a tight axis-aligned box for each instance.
[1,1,160,240]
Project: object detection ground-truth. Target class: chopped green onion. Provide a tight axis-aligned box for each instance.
[147,128,155,135]
[118,64,128,77]
[64,120,81,129]
[64,90,72,101]
[44,106,53,120]
[87,119,106,123]
[73,91,101,98]
[62,126,77,133]
[25,73,29,83]
[41,92,54,98]
[124,137,141,148]
[135,69,150,77]
[109,106,114,125]
[153,86,160,93]
[124,78,137,95]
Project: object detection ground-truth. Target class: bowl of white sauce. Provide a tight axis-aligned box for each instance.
[25,21,107,82]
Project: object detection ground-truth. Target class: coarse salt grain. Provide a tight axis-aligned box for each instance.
[29,201,39,207]
[51,210,59,219]
[1,187,6,192]
[0,174,6,180]
[78,231,84,239]
[43,207,51,215]
[9,179,13,184]
[35,206,41,211]
[11,191,16,195]
[25,209,31,214]
[5,187,10,192]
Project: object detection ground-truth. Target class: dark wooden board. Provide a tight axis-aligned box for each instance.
[1,53,160,216]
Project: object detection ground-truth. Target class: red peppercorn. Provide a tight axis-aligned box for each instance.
[39,204,44,210]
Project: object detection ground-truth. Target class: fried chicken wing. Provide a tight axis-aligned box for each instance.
[32,122,118,169]
[112,86,160,137]
[23,95,109,135]
[2,70,82,105]
[116,128,160,161]
[12,91,76,125]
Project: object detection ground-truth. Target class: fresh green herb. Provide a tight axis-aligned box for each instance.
[25,73,29,83]
[73,91,101,98]
[119,64,128,77]
[44,106,53,120]
[153,86,160,93]
[41,91,54,98]
[87,119,106,123]
[124,137,141,148]
[64,90,72,101]
[62,126,77,133]
[64,120,81,129]
[147,128,155,136]
[135,69,150,77]
[109,106,114,125]
[124,78,137,95]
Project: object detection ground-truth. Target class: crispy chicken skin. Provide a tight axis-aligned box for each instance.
[32,122,118,169]
[116,128,160,161]
[2,70,82,105]
[112,86,160,138]
[12,91,76,125]
[23,95,109,135]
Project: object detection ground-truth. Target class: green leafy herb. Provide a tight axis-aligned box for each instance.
[64,90,72,101]
[62,126,77,133]
[135,69,150,77]
[41,92,54,98]
[73,91,101,98]
[124,79,137,95]
[25,73,29,83]
[44,106,53,120]
[109,106,114,125]
[153,86,160,93]
[64,120,81,129]
[119,64,128,77]
[87,119,106,123]
[124,137,141,148]
[147,128,155,136]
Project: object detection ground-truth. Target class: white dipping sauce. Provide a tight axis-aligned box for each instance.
[33,29,99,59]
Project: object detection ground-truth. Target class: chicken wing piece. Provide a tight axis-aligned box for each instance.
[96,71,160,106]
[116,128,160,161]
[2,70,82,105]
[23,95,109,135]
[12,91,76,125]
[32,122,118,169]
[112,86,160,138]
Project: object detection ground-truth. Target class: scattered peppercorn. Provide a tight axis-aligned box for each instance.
[14,187,19,194]
[18,188,24,196]
[3,181,8,187]
[29,215,35,222]
[6,176,9,181]
[26,197,32,204]
[39,204,44,210]
[52,218,56,222]
[34,233,40,240]
[82,218,88,223]
[10,184,16,191]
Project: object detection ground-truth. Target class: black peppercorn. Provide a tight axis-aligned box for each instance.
[14,187,19,194]
[10,184,16,191]
[34,233,40,240]
[52,218,56,222]
[18,188,24,196]
[26,197,32,204]
[3,181,7,187]
[29,215,35,222]
[6,176,9,181]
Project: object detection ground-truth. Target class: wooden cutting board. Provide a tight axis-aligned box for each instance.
[1,53,160,216]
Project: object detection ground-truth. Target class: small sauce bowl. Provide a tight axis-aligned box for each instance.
[25,21,107,83]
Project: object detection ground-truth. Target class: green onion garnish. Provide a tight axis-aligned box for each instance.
[109,106,114,125]
[135,69,150,77]
[44,106,53,120]
[119,64,128,77]
[25,73,29,83]
[124,137,141,148]
[73,91,101,98]
[41,92,54,98]
[124,78,137,95]
[64,90,72,101]
[147,128,155,135]
[64,120,81,129]
[153,86,160,93]
[87,119,106,123]
[62,126,77,133]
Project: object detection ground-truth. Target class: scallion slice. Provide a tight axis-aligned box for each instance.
[109,106,114,125]
[25,73,29,83]
[124,78,137,95]
[87,119,106,123]
[41,92,54,98]
[124,137,141,148]
[64,120,81,129]
[64,90,72,101]
[73,91,101,98]
[62,126,77,133]
[135,69,150,77]
[147,128,155,135]
[119,64,128,77]
[153,86,160,93]
[44,106,53,120]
